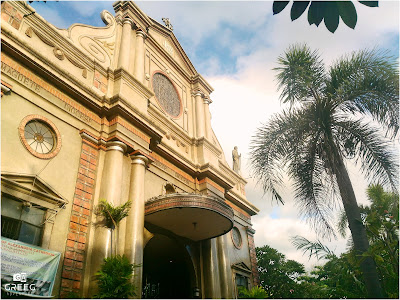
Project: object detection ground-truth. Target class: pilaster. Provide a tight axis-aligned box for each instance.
[202,238,222,298]
[203,96,212,140]
[124,151,152,298]
[88,141,127,296]
[194,90,205,138]
[217,234,235,298]
[134,29,146,84]
[117,18,135,70]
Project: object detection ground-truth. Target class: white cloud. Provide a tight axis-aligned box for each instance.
[204,0,398,269]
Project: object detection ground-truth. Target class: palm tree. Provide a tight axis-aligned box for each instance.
[96,199,131,256]
[250,44,398,298]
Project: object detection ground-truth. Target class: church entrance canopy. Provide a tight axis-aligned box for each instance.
[145,194,234,241]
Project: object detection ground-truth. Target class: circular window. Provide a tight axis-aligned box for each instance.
[152,72,182,118]
[231,226,242,249]
[19,115,61,159]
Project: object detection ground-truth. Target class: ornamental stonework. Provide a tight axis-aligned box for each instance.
[152,72,182,118]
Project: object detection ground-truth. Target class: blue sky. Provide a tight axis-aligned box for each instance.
[30,0,399,269]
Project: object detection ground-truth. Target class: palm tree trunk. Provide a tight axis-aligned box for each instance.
[331,145,384,298]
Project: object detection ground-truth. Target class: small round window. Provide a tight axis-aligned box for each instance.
[19,115,61,159]
[232,226,242,249]
[152,72,182,118]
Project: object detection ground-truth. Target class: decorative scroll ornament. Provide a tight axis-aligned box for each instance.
[25,27,87,78]
[62,10,117,69]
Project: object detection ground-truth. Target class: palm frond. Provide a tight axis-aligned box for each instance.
[328,49,399,137]
[287,125,335,237]
[334,117,398,192]
[274,44,326,105]
[251,105,337,237]
[250,109,306,204]
[337,209,348,238]
[96,199,132,229]
[291,235,335,260]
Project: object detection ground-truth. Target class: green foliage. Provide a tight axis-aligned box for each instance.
[94,255,138,299]
[338,184,399,298]
[306,253,367,298]
[238,286,268,299]
[291,235,334,260]
[96,199,131,230]
[273,1,379,33]
[256,245,306,298]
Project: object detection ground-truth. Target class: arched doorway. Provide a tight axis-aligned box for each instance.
[142,234,195,299]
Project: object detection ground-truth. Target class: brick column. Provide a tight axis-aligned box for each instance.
[59,132,99,298]
[246,227,260,286]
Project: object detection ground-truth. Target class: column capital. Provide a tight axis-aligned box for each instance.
[122,17,135,28]
[203,96,212,105]
[129,150,153,166]
[136,29,147,39]
[192,89,205,98]
[106,141,127,153]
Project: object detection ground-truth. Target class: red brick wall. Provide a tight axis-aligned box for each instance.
[59,139,98,298]
[247,229,260,286]
[1,2,23,30]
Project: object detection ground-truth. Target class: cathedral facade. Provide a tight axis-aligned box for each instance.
[1,1,259,298]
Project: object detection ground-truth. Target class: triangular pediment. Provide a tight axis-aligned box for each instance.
[232,262,252,274]
[1,173,67,208]
[149,18,197,76]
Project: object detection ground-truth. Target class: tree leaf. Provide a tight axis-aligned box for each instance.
[291,1,311,21]
[273,1,290,15]
[324,2,340,33]
[338,1,357,29]
[359,1,379,7]
[308,1,326,26]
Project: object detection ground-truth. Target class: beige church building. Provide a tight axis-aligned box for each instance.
[1,1,259,298]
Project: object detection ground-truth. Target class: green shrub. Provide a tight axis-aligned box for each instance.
[94,255,138,299]
[238,286,269,299]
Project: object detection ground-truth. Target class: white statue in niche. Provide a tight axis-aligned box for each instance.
[162,18,173,31]
[232,146,241,173]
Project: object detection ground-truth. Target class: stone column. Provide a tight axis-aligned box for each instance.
[203,96,212,140]
[117,18,134,69]
[89,141,126,294]
[202,238,222,298]
[217,234,235,298]
[134,29,146,84]
[125,153,150,298]
[194,91,205,138]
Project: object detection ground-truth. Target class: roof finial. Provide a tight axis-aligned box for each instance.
[162,18,173,31]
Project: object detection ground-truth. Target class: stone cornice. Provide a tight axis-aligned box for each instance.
[225,190,259,216]
[218,160,248,185]
[194,137,222,157]
[21,4,103,73]
[113,67,154,99]
[191,74,214,95]
[1,35,104,112]
[113,1,153,30]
